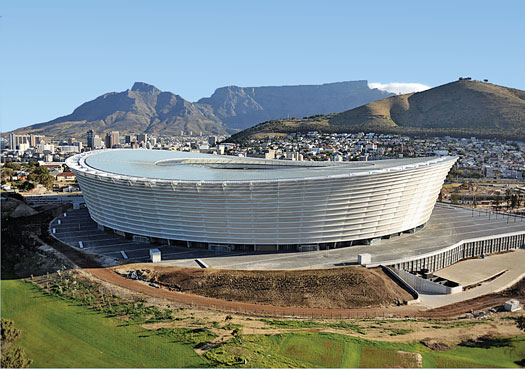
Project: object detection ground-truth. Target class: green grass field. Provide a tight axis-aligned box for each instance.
[2,278,524,368]
[206,331,525,367]
[1,279,206,368]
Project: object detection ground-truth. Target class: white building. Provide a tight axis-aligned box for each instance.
[67,150,457,252]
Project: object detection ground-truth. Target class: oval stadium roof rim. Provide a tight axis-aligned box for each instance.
[66,149,457,184]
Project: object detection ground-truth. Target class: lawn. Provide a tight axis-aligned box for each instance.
[206,331,525,368]
[279,334,346,367]
[423,340,525,368]
[2,278,524,368]
[1,279,206,368]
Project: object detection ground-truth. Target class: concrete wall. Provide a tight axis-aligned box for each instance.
[389,267,462,294]
[368,231,525,273]
[381,266,420,304]
[25,194,84,205]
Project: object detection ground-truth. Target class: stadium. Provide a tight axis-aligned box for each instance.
[66,150,457,252]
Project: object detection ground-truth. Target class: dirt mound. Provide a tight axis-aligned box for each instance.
[116,265,412,309]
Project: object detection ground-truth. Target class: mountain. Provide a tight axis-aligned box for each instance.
[197,81,393,130]
[229,80,525,142]
[14,82,226,138]
[11,81,393,138]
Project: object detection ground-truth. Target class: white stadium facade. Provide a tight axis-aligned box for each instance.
[66,150,457,252]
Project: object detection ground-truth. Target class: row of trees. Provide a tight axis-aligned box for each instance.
[446,188,524,210]
[493,189,523,210]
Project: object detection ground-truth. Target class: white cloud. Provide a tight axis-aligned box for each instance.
[368,82,430,95]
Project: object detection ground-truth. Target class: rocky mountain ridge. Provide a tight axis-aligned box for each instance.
[12,81,392,138]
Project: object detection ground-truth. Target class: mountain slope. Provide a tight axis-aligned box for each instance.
[12,81,393,138]
[330,80,525,130]
[198,81,393,130]
[229,80,525,141]
[15,82,226,137]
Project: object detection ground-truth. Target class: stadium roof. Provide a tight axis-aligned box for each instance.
[78,149,456,182]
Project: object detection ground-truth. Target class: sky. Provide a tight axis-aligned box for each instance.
[1,0,524,132]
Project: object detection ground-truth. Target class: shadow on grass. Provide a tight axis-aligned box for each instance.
[459,335,512,349]
[514,358,525,367]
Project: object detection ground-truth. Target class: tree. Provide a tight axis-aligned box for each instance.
[1,318,32,368]
[1,347,32,368]
[4,162,21,171]
[493,194,501,210]
[18,181,35,192]
[28,166,54,190]
[1,167,15,180]
[517,316,525,332]
[505,189,512,209]
[1,318,20,344]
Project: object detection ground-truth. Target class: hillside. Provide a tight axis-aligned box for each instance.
[11,81,392,138]
[229,80,525,141]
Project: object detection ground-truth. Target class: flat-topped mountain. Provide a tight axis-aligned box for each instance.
[229,80,525,142]
[197,81,392,130]
[11,81,392,138]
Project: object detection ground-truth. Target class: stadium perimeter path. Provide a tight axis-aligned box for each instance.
[418,249,525,309]
[50,204,525,271]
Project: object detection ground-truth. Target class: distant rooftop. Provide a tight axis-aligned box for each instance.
[74,149,456,182]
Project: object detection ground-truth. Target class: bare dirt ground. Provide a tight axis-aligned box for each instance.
[88,267,419,319]
[114,264,413,309]
[84,263,525,320]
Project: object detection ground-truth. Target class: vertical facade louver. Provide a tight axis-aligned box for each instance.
[67,150,456,249]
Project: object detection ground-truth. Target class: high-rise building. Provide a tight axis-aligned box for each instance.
[112,131,120,147]
[87,130,95,149]
[105,131,120,148]
[136,134,147,143]
[8,133,17,150]
[7,134,41,149]
[93,136,103,149]
[30,134,45,147]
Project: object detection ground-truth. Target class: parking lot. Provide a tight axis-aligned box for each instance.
[50,204,525,270]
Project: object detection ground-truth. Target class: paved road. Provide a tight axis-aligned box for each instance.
[434,249,525,286]
[50,204,525,270]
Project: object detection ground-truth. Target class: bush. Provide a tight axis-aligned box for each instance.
[1,318,32,368]
[1,318,20,344]
[156,328,217,348]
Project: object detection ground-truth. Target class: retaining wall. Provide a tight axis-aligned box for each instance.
[388,267,462,294]
[369,231,525,273]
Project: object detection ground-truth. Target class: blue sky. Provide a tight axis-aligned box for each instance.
[1,0,524,131]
